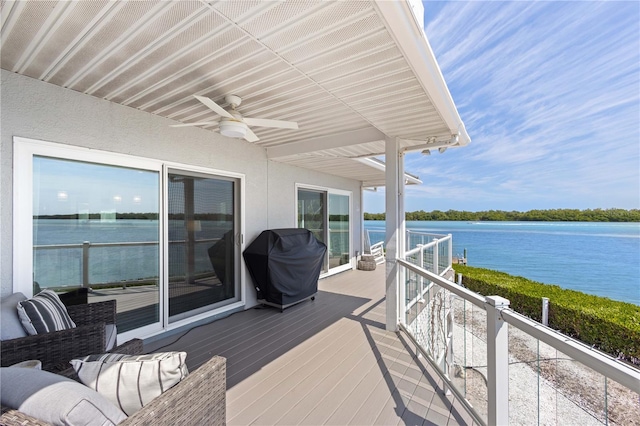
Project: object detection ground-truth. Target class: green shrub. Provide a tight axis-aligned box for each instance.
[453,265,640,366]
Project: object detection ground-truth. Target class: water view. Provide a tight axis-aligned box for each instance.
[34,218,640,305]
[366,220,640,305]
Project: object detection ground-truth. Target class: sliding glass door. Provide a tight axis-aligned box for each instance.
[15,138,243,341]
[297,189,327,273]
[297,187,351,274]
[167,169,240,323]
[328,193,350,269]
[22,147,163,336]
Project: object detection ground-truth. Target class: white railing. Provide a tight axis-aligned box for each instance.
[365,228,452,271]
[398,259,640,426]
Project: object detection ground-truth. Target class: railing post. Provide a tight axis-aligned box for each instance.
[447,234,453,269]
[82,241,90,288]
[417,244,425,302]
[432,238,438,274]
[445,288,454,395]
[542,297,549,326]
[486,295,510,426]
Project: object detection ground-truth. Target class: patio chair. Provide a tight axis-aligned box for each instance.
[368,241,385,264]
[1,296,142,372]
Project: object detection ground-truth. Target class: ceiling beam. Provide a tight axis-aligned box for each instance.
[356,157,422,185]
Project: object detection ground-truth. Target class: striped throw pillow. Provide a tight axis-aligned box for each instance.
[17,290,76,335]
[70,352,189,416]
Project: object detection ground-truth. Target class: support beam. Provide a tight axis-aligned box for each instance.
[385,136,405,331]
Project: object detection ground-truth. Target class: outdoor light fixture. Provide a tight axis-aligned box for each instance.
[421,149,431,156]
[219,120,248,139]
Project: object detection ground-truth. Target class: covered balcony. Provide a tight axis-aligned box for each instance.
[1,1,638,424]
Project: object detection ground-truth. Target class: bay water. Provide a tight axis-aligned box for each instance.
[365,220,640,305]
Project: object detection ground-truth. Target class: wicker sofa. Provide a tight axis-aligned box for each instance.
[1,292,227,425]
[0,355,227,425]
[1,298,139,371]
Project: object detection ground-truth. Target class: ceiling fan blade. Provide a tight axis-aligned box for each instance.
[194,95,233,119]
[243,117,298,129]
[170,121,218,127]
[244,128,259,142]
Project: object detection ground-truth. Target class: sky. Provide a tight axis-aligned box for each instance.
[364,1,640,213]
[34,156,159,215]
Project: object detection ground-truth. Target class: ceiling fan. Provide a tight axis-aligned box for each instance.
[170,95,298,142]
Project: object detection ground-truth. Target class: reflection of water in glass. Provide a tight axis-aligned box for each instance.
[329,221,349,253]
[33,219,233,288]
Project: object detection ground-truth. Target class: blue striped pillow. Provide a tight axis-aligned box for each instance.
[17,290,76,335]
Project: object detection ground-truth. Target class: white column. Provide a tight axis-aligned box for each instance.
[486,295,510,425]
[385,136,400,331]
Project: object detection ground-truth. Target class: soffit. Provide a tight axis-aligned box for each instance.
[0,0,467,186]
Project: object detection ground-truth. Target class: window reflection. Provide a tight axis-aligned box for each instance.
[32,156,160,333]
[329,193,350,268]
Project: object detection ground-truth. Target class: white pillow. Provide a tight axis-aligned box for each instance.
[17,289,76,335]
[0,366,127,426]
[70,352,189,416]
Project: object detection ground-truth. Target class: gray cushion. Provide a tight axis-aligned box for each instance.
[1,292,28,340]
[17,289,76,335]
[71,352,189,416]
[105,323,118,351]
[0,366,127,426]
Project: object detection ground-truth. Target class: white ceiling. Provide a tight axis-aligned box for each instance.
[0,0,469,187]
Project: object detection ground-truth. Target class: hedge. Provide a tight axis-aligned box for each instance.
[452,265,640,366]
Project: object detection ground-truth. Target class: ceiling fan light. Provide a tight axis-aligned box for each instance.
[219,121,247,139]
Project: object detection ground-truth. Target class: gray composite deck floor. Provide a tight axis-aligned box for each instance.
[145,267,474,426]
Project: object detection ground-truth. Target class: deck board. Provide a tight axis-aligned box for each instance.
[145,267,475,425]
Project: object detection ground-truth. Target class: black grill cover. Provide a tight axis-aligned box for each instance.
[243,228,327,306]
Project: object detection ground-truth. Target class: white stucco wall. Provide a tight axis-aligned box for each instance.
[1,70,362,310]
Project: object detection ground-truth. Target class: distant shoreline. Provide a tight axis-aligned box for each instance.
[364,208,640,222]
